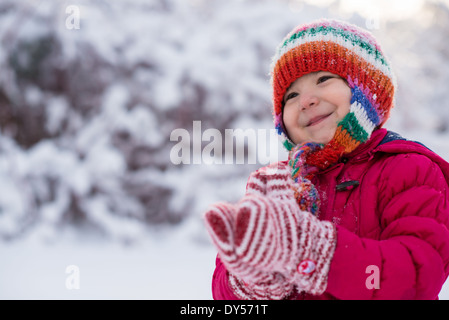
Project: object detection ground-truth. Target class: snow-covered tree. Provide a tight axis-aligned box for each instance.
[0,0,447,242]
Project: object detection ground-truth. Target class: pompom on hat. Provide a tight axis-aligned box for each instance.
[270,19,397,215]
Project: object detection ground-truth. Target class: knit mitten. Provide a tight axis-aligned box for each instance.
[227,271,293,300]
[205,175,337,297]
[204,201,293,300]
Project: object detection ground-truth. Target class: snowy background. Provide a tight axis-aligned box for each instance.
[1,0,449,299]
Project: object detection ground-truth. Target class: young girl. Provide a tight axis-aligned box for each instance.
[204,19,449,300]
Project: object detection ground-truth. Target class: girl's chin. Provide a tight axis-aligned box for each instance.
[292,131,336,145]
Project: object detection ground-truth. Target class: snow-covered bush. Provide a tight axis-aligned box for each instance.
[0,0,448,242]
[0,0,297,241]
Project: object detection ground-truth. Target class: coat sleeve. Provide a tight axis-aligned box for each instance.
[325,153,449,299]
[211,256,240,300]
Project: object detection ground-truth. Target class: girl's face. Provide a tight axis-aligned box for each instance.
[282,71,351,145]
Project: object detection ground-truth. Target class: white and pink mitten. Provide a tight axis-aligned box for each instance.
[204,163,337,299]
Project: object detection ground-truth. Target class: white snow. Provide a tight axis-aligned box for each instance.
[0,223,217,299]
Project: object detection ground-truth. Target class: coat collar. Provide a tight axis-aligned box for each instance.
[316,128,388,176]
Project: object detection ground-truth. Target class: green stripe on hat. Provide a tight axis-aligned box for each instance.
[338,112,369,143]
[280,25,389,68]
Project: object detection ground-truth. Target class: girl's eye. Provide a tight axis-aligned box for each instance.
[317,75,334,84]
[284,92,299,103]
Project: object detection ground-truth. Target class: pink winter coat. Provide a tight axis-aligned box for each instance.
[211,128,449,300]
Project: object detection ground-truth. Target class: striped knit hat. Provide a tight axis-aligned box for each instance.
[270,19,396,215]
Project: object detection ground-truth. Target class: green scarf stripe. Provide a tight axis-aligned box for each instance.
[291,166,300,179]
[283,139,295,151]
[338,112,369,143]
[280,25,388,68]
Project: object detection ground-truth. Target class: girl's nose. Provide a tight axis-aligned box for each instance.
[300,93,319,111]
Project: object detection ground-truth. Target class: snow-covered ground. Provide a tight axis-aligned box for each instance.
[0,220,218,300]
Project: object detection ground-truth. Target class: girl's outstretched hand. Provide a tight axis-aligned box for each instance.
[204,191,337,299]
